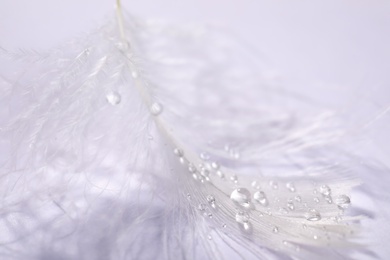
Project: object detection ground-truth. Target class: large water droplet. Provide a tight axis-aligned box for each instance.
[305,209,321,221]
[230,188,251,208]
[235,211,250,223]
[253,191,268,206]
[319,185,331,196]
[106,91,121,105]
[150,102,163,115]
[335,195,350,209]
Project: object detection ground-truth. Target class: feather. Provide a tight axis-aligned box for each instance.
[0,2,388,260]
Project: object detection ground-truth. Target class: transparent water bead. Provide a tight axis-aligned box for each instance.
[211,162,220,169]
[230,188,252,208]
[253,191,268,206]
[106,91,121,105]
[335,195,351,209]
[235,211,250,224]
[251,180,260,190]
[287,202,295,211]
[319,185,331,196]
[207,195,216,208]
[188,163,197,173]
[150,102,163,115]
[286,182,296,192]
[273,226,279,233]
[270,180,278,190]
[131,70,139,79]
[199,152,210,161]
[173,148,183,157]
[198,204,206,211]
[305,209,321,221]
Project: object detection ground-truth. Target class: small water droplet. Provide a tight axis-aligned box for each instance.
[273,226,279,233]
[287,202,295,211]
[319,185,331,196]
[211,161,219,169]
[216,170,225,179]
[295,195,302,203]
[253,191,268,206]
[208,235,212,240]
[188,163,197,173]
[335,195,351,209]
[199,152,210,161]
[173,148,183,157]
[231,188,251,208]
[150,102,163,116]
[302,224,307,229]
[198,204,206,211]
[251,180,260,190]
[179,157,185,164]
[269,180,278,189]
[106,91,121,105]
[235,211,250,223]
[207,195,216,208]
[208,213,213,218]
[325,196,333,204]
[314,197,320,203]
[200,168,210,177]
[305,209,321,221]
[286,182,296,192]
[222,223,227,228]
[279,207,288,215]
[313,189,318,195]
[313,235,318,240]
[230,175,238,183]
[187,193,191,200]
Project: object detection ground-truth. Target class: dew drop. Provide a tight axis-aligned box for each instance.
[286,182,296,192]
[211,161,219,169]
[230,175,238,183]
[269,180,278,190]
[186,193,191,200]
[198,204,206,211]
[208,235,212,240]
[319,185,331,196]
[150,102,163,116]
[235,211,250,223]
[279,207,288,215]
[325,196,333,204]
[294,195,302,203]
[230,188,252,208]
[273,226,279,233]
[188,163,197,173]
[314,197,320,203]
[106,91,121,105]
[173,148,183,157]
[305,209,321,221]
[251,180,260,190]
[208,213,213,219]
[216,170,225,179]
[179,157,185,164]
[222,223,227,228]
[253,191,268,206]
[207,195,216,207]
[335,195,351,209]
[200,168,210,177]
[287,202,295,211]
[313,235,318,240]
[199,152,210,161]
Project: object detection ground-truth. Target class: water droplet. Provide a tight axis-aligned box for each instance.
[173,148,183,157]
[335,195,350,209]
[222,223,227,228]
[211,162,219,169]
[269,180,278,189]
[319,185,331,196]
[286,182,296,192]
[287,202,295,211]
[186,193,191,200]
[208,235,212,240]
[325,196,333,204]
[230,175,238,183]
[230,188,252,208]
[106,91,121,105]
[216,170,225,179]
[207,195,216,207]
[179,157,186,164]
[314,197,320,203]
[273,226,279,233]
[150,102,163,116]
[251,180,260,190]
[208,213,213,218]
[305,209,321,221]
[302,224,307,229]
[235,211,250,223]
[188,163,197,173]
[313,235,318,240]
[199,152,210,161]
[279,207,288,215]
[253,191,268,206]
[294,195,302,203]
[200,168,210,177]
[198,204,206,211]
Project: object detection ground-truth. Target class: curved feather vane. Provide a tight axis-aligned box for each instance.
[0,5,382,260]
